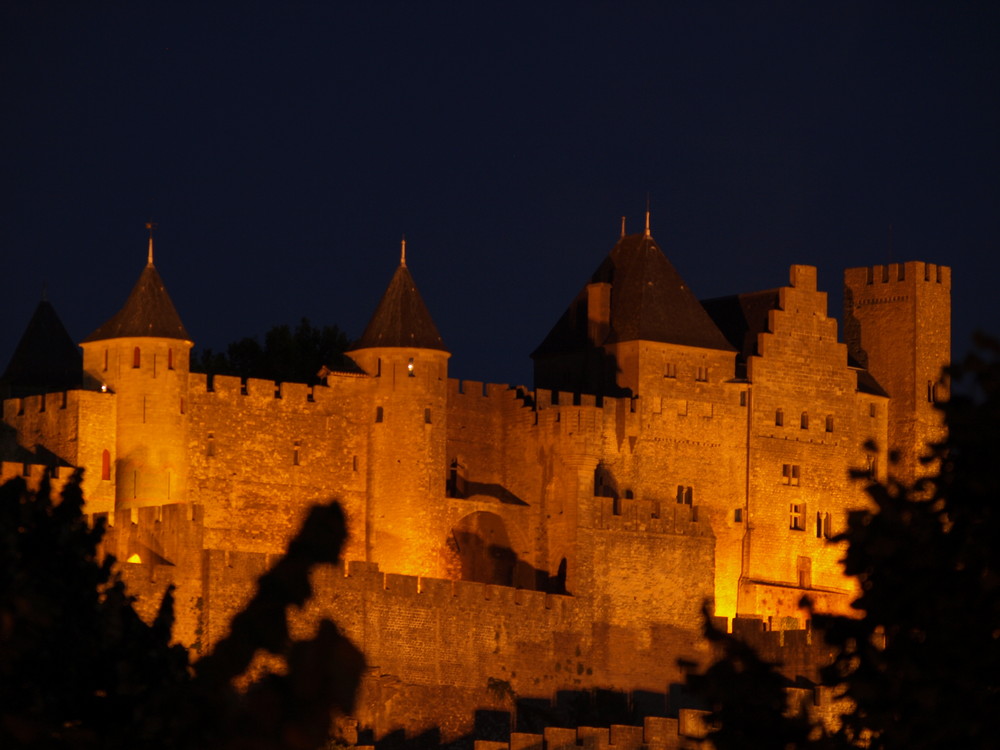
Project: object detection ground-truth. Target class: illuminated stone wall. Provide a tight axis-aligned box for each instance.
[0,255,951,743]
[844,261,951,483]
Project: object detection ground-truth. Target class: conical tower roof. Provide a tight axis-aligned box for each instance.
[352,250,446,352]
[1,299,83,395]
[534,230,734,357]
[82,247,190,343]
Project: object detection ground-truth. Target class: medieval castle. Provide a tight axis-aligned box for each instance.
[0,218,950,743]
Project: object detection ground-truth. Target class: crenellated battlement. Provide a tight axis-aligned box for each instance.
[845,261,951,290]
[1,388,108,419]
[188,371,369,411]
[336,559,575,618]
[0,460,73,492]
[92,500,204,529]
[592,496,713,536]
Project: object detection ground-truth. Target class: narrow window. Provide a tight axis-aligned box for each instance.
[825,415,834,432]
[352,455,358,472]
[612,497,622,516]
[734,508,743,523]
[376,358,382,377]
[684,487,693,505]
[797,556,811,587]
[800,412,809,429]
[695,366,708,382]
[816,512,824,538]
[624,489,634,499]
[408,357,415,377]
[869,402,877,418]
[790,503,805,530]
[866,455,878,479]
[133,347,141,368]
[102,450,111,480]
[168,349,174,370]
[927,381,934,403]
[293,441,300,467]
[782,464,801,486]
[775,409,784,427]
[180,397,185,414]
[207,433,216,458]
[676,485,685,504]
[375,406,384,423]
[740,391,747,407]
[103,349,108,371]
[424,408,432,424]
[664,363,676,378]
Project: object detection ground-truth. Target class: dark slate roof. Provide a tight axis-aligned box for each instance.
[82,262,190,342]
[351,263,447,351]
[702,290,780,362]
[533,232,734,357]
[1,300,82,395]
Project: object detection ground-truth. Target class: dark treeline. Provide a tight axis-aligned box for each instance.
[193,318,357,383]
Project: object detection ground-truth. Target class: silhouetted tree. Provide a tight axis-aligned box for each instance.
[193,318,355,383]
[811,334,1000,749]
[682,607,819,750]
[0,472,363,749]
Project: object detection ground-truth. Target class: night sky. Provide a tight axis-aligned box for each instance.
[3,2,997,388]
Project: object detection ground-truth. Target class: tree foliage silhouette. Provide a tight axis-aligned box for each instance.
[682,607,818,750]
[686,336,1000,749]
[0,472,363,749]
[193,318,354,383]
[811,335,1000,749]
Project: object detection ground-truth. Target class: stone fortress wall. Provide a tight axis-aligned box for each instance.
[0,226,950,744]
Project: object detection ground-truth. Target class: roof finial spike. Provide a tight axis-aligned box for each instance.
[620,216,626,238]
[400,234,407,267]
[145,221,157,265]
[644,194,651,238]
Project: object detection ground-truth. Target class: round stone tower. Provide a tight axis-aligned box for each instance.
[347,240,450,578]
[80,236,192,509]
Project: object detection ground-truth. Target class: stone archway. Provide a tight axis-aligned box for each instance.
[449,511,517,587]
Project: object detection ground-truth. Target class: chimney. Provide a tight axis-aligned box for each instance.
[587,283,611,345]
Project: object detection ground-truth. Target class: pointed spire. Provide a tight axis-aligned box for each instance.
[351,243,446,352]
[145,221,157,265]
[620,216,626,238]
[83,228,189,343]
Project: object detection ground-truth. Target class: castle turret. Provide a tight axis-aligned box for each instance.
[80,236,192,509]
[347,240,451,577]
[843,262,951,483]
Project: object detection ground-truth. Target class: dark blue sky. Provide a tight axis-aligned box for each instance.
[2,2,997,387]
